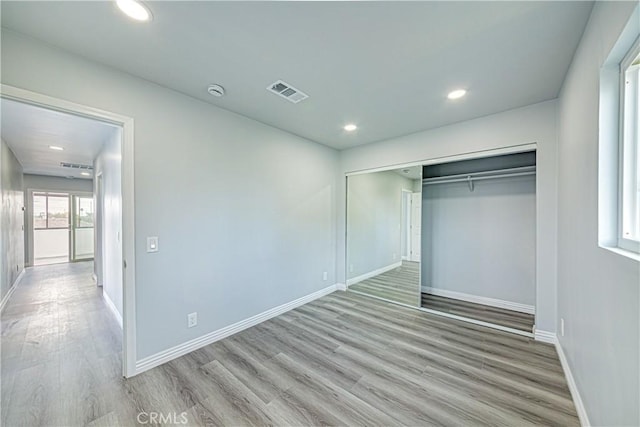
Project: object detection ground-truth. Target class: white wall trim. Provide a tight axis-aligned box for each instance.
[135,284,339,375]
[345,143,538,176]
[422,286,535,314]
[555,338,591,427]
[335,283,347,291]
[537,331,591,426]
[0,269,25,313]
[534,328,556,344]
[346,261,402,286]
[102,291,123,329]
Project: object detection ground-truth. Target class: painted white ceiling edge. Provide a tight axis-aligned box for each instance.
[1,98,119,179]
[393,166,422,181]
[0,1,594,150]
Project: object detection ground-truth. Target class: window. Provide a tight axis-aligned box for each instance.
[598,9,639,260]
[619,42,640,253]
[75,197,94,228]
[33,192,70,230]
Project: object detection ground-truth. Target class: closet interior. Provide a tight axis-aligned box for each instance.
[345,150,537,335]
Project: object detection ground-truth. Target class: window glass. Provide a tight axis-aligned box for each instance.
[76,197,94,228]
[621,50,640,245]
[33,194,47,229]
[47,195,69,228]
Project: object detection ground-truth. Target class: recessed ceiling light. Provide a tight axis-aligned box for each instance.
[344,124,358,132]
[447,89,467,100]
[49,145,64,151]
[80,172,91,177]
[116,0,152,22]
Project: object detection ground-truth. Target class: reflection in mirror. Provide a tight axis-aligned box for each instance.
[346,166,422,307]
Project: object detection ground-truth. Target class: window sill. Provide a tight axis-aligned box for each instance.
[600,245,640,262]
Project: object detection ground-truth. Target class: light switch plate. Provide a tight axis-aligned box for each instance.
[147,236,159,253]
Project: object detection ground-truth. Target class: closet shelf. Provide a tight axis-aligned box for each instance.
[422,165,536,187]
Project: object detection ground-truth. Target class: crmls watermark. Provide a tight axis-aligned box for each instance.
[136,411,188,425]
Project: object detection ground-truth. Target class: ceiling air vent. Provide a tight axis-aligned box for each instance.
[267,80,309,104]
[60,162,94,171]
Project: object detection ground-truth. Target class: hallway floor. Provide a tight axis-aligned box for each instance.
[1,262,122,426]
[1,262,578,426]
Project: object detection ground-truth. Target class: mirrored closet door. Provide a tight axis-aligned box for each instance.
[346,166,422,307]
[421,151,537,333]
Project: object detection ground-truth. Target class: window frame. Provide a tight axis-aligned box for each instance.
[618,37,640,254]
[32,192,70,230]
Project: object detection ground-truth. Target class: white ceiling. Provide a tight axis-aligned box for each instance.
[1,1,593,150]
[394,166,422,181]
[1,98,118,179]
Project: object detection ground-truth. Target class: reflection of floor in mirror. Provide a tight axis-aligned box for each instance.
[349,261,420,306]
[421,293,535,333]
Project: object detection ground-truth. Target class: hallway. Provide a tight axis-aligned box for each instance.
[1,262,122,426]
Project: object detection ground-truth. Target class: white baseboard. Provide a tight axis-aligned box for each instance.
[533,330,590,426]
[0,269,25,313]
[422,286,535,314]
[102,291,123,329]
[555,338,590,427]
[335,283,347,291]
[347,261,402,286]
[534,328,556,344]
[135,283,339,375]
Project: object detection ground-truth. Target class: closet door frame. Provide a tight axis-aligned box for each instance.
[344,142,538,338]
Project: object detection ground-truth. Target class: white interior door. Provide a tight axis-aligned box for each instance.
[410,192,421,262]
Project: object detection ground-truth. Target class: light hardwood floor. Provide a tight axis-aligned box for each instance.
[1,262,579,426]
[421,293,535,333]
[348,261,421,306]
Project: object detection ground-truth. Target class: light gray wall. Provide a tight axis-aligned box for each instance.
[338,100,558,332]
[422,175,536,306]
[556,2,639,425]
[23,174,93,193]
[0,138,25,302]
[346,170,413,279]
[1,30,339,360]
[94,128,123,318]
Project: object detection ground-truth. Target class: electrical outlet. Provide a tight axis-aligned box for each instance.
[187,312,197,328]
[560,318,565,337]
[349,264,354,272]
[322,271,328,281]
[393,253,397,260]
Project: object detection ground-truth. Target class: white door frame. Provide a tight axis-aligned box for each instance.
[95,173,104,286]
[401,189,412,260]
[1,84,138,378]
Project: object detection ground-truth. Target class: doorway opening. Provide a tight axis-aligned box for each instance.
[1,84,136,377]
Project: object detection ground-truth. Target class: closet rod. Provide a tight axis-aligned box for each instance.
[422,165,536,186]
[423,170,535,186]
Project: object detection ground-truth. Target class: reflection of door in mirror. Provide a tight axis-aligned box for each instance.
[346,166,422,307]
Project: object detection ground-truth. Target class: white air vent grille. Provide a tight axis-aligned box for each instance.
[60,162,93,170]
[267,80,309,104]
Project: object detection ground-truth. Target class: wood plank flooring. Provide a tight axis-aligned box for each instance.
[1,262,579,426]
[348,260,420,306]
[421,293,535,333]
